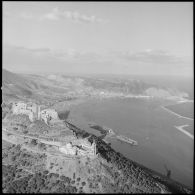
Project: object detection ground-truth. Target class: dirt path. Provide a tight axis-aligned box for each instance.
[2,128,80,161]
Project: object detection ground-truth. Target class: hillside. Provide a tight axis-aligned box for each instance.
[2,70,73,104]
[2,115,192,193]
[2,70,193,193]
[2,70,189,104]
[2,69,34,99]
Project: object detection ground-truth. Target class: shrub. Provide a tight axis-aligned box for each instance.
[43,170,49,175]
[58,110,70,120]
[38,143,46,150]
[23,130,28,134]
[81,182,86,186]
[31,139,38,146]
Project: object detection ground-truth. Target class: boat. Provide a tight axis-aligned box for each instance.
[116,135,138,146]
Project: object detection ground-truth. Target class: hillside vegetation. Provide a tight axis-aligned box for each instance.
[2,69,193,193]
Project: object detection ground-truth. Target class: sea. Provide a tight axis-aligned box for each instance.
[68,97,194,189]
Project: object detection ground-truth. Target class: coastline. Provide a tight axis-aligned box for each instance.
[68,97,193,188]
[161,104,194,139]
[174,125,194,139]
[65,120,193,192]
[161,106,193,121]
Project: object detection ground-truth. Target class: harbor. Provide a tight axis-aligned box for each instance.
[116,135,138,146]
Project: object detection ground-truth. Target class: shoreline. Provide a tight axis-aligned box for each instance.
[68,98,193,188]
[174,125,194,139]
[65,121,193,192]
[161,106,193,121]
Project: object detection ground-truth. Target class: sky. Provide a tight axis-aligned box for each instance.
[3,2,193,76]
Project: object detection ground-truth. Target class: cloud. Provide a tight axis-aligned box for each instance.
[120,49,185,65]
[5,7,108,24]
[3,44,103,65]
[122,49,179,64]
[3,44,110,74]
[42,8,59,21]
[41,7,108,23]
[12,46,50,53]
[3,45,66,72]
[4,11,36,20]
[3,44,192,76]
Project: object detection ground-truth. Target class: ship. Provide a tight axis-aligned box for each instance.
[116,135,138,146]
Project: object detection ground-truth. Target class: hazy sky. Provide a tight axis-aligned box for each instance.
[3,2,193,76]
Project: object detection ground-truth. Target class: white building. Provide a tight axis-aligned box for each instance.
[59,139,97,157]
[12,102,58,125]
[74,138,96,156]
[12,102,41,122]
[12,102,27,114]
[59,142,77,155]
[78,139,97,156]
[40,109,59,124]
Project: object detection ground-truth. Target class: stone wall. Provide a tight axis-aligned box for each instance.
[12,102,58,125]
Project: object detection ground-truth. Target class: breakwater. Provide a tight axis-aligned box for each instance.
[67,121,192,192]
[116,135,138,145]
[161,106,193,121]
[174,125,194,139]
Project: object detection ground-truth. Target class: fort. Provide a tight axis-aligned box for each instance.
[7,103,98,158]
[3,127,97,158]
[59,138,97,157]
[12,101,59,125]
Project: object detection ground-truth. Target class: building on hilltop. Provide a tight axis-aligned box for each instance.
[40,109,59,125]
[59,142,77,155]
[26,102,41,119]
[59,138,97,157]
[12,102,58,124]
[73,138,97,156]
[12,102,41,122]
[78,139,97,156]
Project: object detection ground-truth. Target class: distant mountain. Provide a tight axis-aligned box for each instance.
[2,70,74,103]
[2,69,34,99]
[2,69,189,103]
[82,76,155,94]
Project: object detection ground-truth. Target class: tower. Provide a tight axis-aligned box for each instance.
[37,106,41,120]
[93,140,96,156]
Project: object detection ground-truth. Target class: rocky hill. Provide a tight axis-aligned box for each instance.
[2,69,189,103]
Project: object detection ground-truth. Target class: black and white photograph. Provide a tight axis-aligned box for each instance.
[2,1,193,193]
